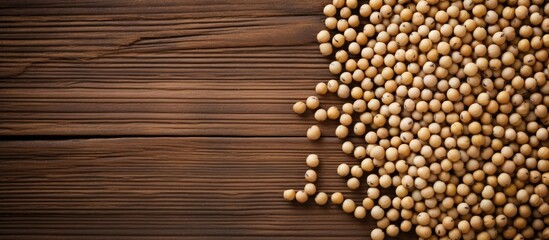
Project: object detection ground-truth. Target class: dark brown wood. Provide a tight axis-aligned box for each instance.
[0,1,409,239]
[0,0,336,137]
[0,137,381,239]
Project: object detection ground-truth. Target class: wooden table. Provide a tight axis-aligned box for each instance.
[0,1,389,239]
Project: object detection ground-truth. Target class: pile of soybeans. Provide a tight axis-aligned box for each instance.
[284,0,549,239]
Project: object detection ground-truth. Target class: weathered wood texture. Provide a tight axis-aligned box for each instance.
[0,0,405,239]
[0,137,381,239]
[0,0,342,137]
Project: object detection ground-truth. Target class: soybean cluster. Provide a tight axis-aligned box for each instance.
[285,0,549,239]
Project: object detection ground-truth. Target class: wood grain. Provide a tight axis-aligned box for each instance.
[0,0,400,239]
[0,85,343,137]
[0,0,341,137]
[0,137,385,239]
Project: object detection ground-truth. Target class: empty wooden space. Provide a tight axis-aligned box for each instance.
[0,1,402,239]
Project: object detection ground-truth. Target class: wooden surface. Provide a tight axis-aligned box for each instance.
[0,1,398,239]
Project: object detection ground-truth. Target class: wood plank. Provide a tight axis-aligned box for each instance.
[0,137,395,239]
[0,85,345,136]
[0,0,336,137]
